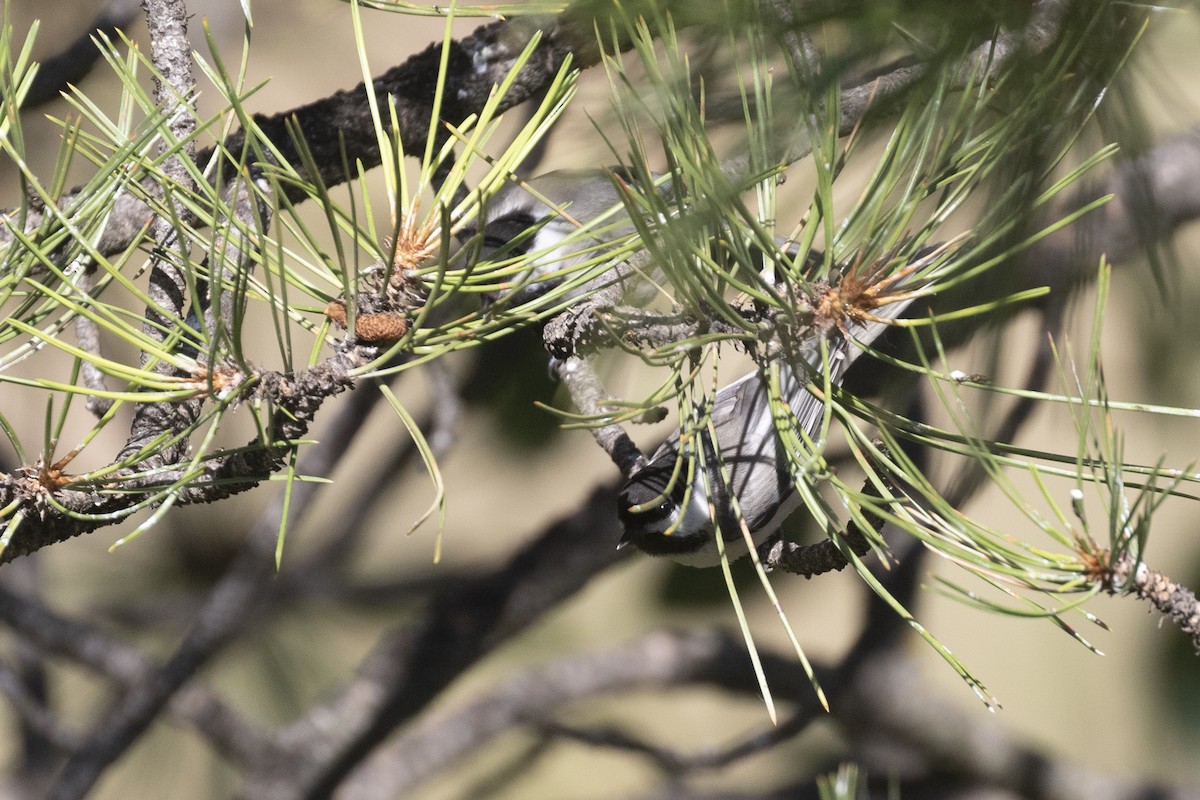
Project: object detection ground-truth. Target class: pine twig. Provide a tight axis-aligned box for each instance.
[760,444,896,577]
[1106,551,1200,653]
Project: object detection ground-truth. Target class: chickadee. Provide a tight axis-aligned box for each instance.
[473,168,652,306]
[474,169,913,566]
[618,305,910,568]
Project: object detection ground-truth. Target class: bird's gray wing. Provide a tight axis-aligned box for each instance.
[707,370,791,534]
[842,296,915,368]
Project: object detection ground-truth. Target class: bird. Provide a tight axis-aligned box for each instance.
[471,168,916,566]
[470,168,652,307]
[618,300,911,568]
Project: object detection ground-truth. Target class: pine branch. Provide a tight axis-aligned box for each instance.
[0,344,363,564]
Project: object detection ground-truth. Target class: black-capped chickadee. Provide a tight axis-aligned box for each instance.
[618,305,910,568]
[473,168,652,306]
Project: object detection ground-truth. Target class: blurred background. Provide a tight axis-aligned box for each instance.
[2,1,1200,797]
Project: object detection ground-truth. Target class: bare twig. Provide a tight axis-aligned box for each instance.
[761,0,821,78]
[721,0,1073,180]
[0,556,59,787]
[840,0,1070,136]
[50,567,262,798]
[760,445,895,576]
[1025,125,1200,297]
[542,258,652,362]
[758,527,872,577]
[7,365,429,798]
[424,358,463,461]
[452,736,555,800]
[552,356,647,477]
[538,708,815,775]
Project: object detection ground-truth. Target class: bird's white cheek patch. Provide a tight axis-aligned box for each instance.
[656,505,681,535]
[679,482,712,534]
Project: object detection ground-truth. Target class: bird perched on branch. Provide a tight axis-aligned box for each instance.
[617,297,910,567]
[471,168,651,307]
[472,167,918,567]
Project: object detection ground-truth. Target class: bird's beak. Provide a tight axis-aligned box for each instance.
[616,527,639,551]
